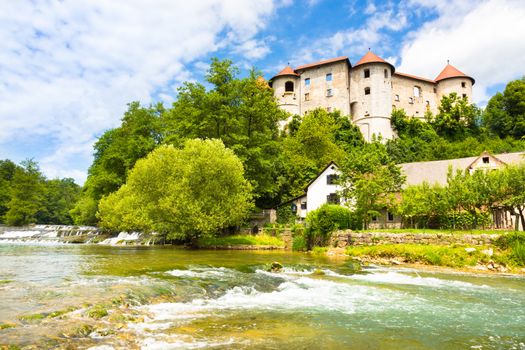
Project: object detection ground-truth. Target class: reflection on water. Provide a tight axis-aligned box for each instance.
[0,245,524,349]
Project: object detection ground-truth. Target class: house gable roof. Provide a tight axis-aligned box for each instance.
[303,161,340,191]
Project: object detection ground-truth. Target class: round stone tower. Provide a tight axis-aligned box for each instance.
[435,62,475,103]
[350,51,395,142]
[269,66,300,117]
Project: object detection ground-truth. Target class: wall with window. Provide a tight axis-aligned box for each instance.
[271,75,300,116]
[306,164,343,214]
[350,62,394,141]
[368,208,402,229]
[391,74,437,119]
[436,77,473,105]
[296,60,351,116]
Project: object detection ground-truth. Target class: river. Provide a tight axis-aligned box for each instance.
[0,244,524,349]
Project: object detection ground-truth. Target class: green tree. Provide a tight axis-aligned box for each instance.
[72,102,164,223]
[499,163,525,229]
[162,59,287,207]
[430,93,481,139]
[37,178,81,224]
[340,142,405,229]
[483,77,525,139]
[5,160,46,226]
[0,160,19,223]
[97,140,253,243]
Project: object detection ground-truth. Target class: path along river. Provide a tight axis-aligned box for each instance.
[1,244,524,349]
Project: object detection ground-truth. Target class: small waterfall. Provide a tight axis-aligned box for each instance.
[98,231,141,245]
[0,225,101,244]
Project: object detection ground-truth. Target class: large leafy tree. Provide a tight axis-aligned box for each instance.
[483,77,525,139]
[162,59,287,207]
[5,160,46,226]
[72,102,164,223]
[98,140,253,243]
[430,92,481,139]
[0,160,19,223]
[37,178,81,225]
[340,142,405,229]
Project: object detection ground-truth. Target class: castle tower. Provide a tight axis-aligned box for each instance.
[269,66,300,117]
[350,51,395,141]
[435,62,475,102]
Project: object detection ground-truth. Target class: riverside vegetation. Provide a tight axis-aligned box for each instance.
[0,59,524,251]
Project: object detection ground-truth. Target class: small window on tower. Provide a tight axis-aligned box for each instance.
[364,87,371,95]
[433,87,437,93]
[413,86,421,98]
[285,81,294,92]
[326,88,333,97]
[326,73,332,82]
[462,94,467,99]
[305,78,310,87]
[408,97,413,104]
[384,69,388,78]
[461,82,466,88]
[364,69,370,78]
[394,94,400,101]
[305,93,310,101]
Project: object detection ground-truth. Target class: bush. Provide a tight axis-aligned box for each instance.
[305,204,357,248]
[495,232,525,266]
[277,205,296,224]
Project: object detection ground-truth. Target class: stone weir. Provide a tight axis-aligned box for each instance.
[0,225,102,244]
[330,230,502,248]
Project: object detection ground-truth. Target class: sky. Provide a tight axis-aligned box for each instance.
[1,0,525,185]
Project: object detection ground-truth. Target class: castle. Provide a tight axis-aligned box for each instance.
[269,51,475,141]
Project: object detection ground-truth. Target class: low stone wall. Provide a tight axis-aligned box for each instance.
[330,230,503,248]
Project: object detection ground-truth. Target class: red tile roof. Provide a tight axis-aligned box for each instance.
[394,72,435,84]
[354,51,395,71]
[272,65,299,79]
[435,64,475,84]
[295,56,349,71]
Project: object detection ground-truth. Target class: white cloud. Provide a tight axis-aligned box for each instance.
[0,0,281,184]
[398,0,525,104]
[292,2,408,64]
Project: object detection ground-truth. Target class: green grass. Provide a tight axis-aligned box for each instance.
[197,234,284,248]
[345,244,495,268]
[358,228,512,235]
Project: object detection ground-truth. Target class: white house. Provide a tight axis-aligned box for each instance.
[283,161,343,220]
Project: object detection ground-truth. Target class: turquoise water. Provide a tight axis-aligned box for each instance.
[0,244,524,349]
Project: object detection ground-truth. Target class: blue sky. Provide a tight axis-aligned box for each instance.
[1,0,524,184]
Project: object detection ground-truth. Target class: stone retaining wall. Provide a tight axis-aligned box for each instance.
[330,230,503,248]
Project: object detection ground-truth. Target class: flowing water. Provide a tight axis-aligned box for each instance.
[0,244,524,349]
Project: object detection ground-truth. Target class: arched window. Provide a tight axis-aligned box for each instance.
[285,81,294,92]
[364,87,371,95]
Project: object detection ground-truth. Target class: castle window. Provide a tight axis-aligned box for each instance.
[408,97,413,104]
[326,88,333,97]
[326,73,332,82]
[364,69,370,78]
[285,81,294,92]
[462,93,467,99]
[364,87,371,95]
[305,78,310,88]
[482,156,490,164]
[426,100,430,106]
[413,86,421,98]
[394,94,400,101]
[304,93,310,101]
[327,193,340,204]
[384,69,388,78]
[433,87,437,93]
[461,82,466,88]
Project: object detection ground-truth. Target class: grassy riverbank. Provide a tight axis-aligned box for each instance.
[357,228,511,235]
[197,234,284,249]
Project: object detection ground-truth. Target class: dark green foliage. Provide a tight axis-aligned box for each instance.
[36,178,81,225]
[276,204,296,224]
[494,232,525,266]
[387,107,525,164]
[429,93,482,140]
[341,142,404,229]
[4,160,46,226]
[162,60,287,207]
[0,160,18,223]
[484,77,525,139]
[305,204,357,248]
